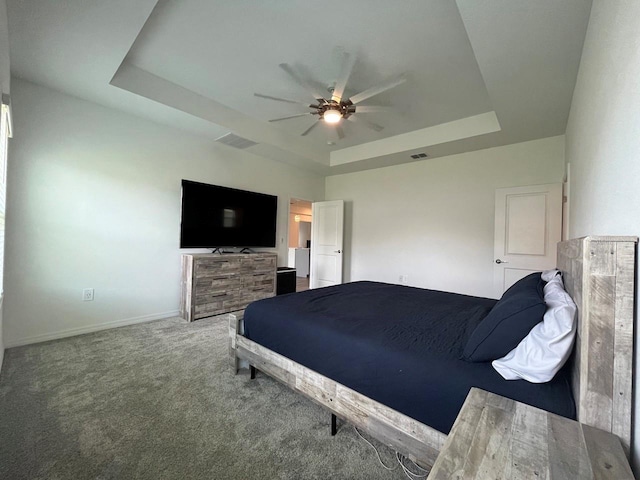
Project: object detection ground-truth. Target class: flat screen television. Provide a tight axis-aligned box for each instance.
[180,180,277,248]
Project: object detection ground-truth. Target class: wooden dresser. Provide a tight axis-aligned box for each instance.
[180,253,276,322]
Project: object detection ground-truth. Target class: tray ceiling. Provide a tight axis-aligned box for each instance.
[7,0,592,175]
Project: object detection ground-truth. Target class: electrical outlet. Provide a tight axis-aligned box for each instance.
[83,288,94,301]
[399,275,408,285]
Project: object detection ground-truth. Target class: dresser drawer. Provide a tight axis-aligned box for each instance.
[195,257,242,277]
[240,255,276,274]
[243,273,275,288]
[194,276,242,297]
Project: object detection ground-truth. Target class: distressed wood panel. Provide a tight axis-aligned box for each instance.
[195,291,234,305]
[557,236,637,457]
[181,253,276,321]
[241,254,276,273]
[581,423,634,478]
[180,254,194,321]
[557,239,585,424]
[612,242,635,455]
[195,276,242,292]
[228,312,242,373]
[585,273,615,433]
[546,413,593,479]
[507,402,549,479]
[427,388,488,477]
[461,406,514,478]
[428,388,633,479]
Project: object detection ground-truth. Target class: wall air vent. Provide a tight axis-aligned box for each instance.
[215,133,258,149]
[410,152,428,159]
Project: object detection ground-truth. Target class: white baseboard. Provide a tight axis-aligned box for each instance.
[5,310,181,348]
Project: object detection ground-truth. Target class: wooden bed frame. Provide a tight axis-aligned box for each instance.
[228,236,637,466]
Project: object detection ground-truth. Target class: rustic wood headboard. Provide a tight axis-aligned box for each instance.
[557,236,637,457]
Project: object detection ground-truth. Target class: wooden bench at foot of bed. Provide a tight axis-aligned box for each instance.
[228,236,637,467]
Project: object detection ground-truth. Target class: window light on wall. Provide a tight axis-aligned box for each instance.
[0,94,12,296]
[1,94,12,139]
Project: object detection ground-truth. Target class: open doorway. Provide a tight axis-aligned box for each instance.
[288,198,312,292]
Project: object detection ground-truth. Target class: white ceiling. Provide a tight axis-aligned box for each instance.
[6,0,592,175]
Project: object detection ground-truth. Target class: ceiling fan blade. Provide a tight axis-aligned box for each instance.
[331,51,357,102]
[254,93,309,105]
[301,120,320,136]
[269,113,313,122]
[326,124,345,143]
[348,115,384,132]
[279,63,324,101]
[354,105,393,113]
[349,75,407,105]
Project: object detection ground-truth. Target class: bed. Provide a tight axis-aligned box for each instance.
[228,236,637,466]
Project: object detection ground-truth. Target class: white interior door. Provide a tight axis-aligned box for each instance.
[493,183,562,297]
[310,200,344,289]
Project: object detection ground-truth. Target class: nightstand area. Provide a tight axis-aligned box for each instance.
[428,388,633,479]
[276,267,296,295]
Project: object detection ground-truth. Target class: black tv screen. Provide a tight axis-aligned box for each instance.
[180,180,277,248]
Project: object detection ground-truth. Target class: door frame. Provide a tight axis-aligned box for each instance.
[493,182,563,297]
[310,200,344,289]
[287,196,313,270]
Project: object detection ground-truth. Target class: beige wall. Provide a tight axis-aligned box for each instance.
[564,0,640,473]
[325,136,565,299]
[4,78,325,347]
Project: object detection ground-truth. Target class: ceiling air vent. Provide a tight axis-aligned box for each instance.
[215,133,258,149]
[410,152,428,159]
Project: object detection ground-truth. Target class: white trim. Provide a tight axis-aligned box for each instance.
[4,310,181,348]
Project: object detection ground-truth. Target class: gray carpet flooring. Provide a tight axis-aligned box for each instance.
[0,316,417,479]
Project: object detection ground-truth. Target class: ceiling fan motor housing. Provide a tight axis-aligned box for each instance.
[315,99,356,120]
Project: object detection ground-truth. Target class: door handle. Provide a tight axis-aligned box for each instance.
[334,250,342,254]
[495,259,509,264]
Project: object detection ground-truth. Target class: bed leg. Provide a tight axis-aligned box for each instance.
[250,365,256,379]
[229,313,243,374]
[331,414,337,436]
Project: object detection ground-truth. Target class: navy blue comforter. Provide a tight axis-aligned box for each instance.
[244,281,575,434]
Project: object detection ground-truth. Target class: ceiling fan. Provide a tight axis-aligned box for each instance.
[254,49,406,141]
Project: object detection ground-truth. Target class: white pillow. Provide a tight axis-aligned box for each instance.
[492,270,577,383]
[540,268,562,283]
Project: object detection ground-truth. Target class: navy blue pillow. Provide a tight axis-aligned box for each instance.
[463,273,546,362]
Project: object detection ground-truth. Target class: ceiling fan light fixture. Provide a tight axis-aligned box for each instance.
[323,108,342,124]
[258,53,405,137]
